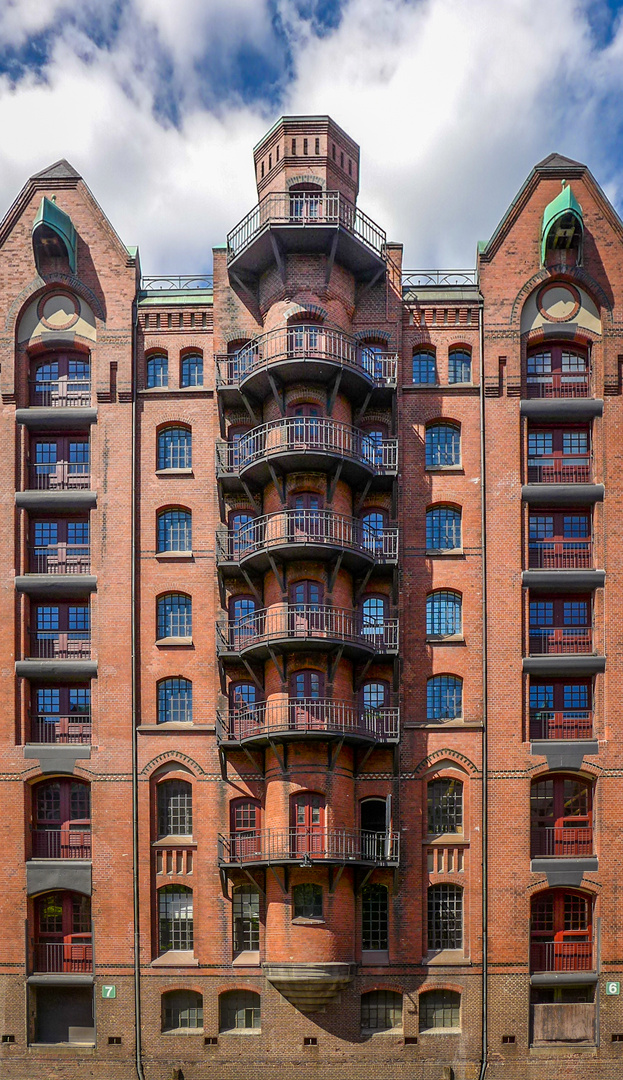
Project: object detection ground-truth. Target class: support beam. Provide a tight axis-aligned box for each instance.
[267,865,287,895]
[327,369,343,416]
[240,391,261,427]
[267,371,285,416]
[354,477,372,515]
[355,741,376,777]
[267,461,287,505]
[353,390,373,427]
[328,737,344,772]
[240,656,264,693]
[229,269,258,307]
[267,644,287,685]
[329,863,345,894]
[327,460,343,503]
[357,265,384,298]
[327,551,344,595]
[356,868,373,894]
[241,567,262,606]
[327,644,345,685]
[325,232,339,286]
[242,868,267,900]
[269,233,286,283]
[267,552,287,595]
[241,480,262,516]
[354,565,374,603]
[241,742,264,776]
[267,735,287,775]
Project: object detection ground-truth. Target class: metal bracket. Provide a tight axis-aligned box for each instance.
[267,461,287,505]
[267,371,286,416]
[327,369,343,417]
[353,391,373,427]
[268,864,287,895]
[217,484,227,524]
[354,741,376,777]
[327,551,344,595]
[241,480,262,517]
[325,232,339,286]
[356,868,373,894]
[217,394,227,439]
[218,747,228,781]
[357,265,385,298]
[240,567,262,606]
[242,867,267,900]
[240,391,261,427]
[241,742,264,776]
[269,233,286,283]
[267,734,287,775]
[328,863,345,894]
[229,269,258,308]
[327,644,345,685]
[354,656,373,692]
[327,460,343,503]
[240,656,264,694]
[354,478,372,516]
[266,551,287,595]
[219,868,230,899]
[328,736,344,772]
[354,565,374,604]
[267,643,287,685]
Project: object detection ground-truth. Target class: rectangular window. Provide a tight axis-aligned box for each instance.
[362,885,388,950]
[427,885,463,950]
[233,889,260,953]
[292,139,296,155]
[303,138,308,155]
[315,138,320,154]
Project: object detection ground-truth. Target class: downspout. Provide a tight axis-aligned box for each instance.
[131,294,146,1080]
[478,295,489,1080]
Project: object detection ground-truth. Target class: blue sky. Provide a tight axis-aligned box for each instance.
[0,0,623,273]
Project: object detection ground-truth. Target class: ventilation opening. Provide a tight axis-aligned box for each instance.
[108,1036,122,1045]
[613,1034,623,1042]
[204,1036,218,1045]
[404,1036,418,1044]
[502,1035,516,1044]
[304,1036,318,1046]
[1,1035,15,1043]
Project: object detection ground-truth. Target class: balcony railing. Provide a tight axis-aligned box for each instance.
[529,710,594,740]
[227,191,386,260]
[528,626,593,654]
[530,826,593,859]
[530,940,593,972]
[30,714,92,744]
[526,371,591,399]
[402,269,478,288]
[32,938,93,974]
[217,699,400,743]
[215,325,398,389]
[218,828,400,866]
[29,378,91,407]
[528,540,592,570]
[27,631,91,660]
[216,418,398,476]
[527,457,592,484]
[32,828,91,859]
[28,543,91,575]
[218,510,398,565]
[28,463,90,491]
[217,605,399,655]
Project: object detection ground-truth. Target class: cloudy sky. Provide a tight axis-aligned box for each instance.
[0,0,622,274]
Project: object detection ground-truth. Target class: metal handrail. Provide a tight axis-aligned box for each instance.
[402,269,478,288]
[30,714,92,744]
[28,462,90,491]
[227,190,386,260]
[528,540,592,570]
[218,827,400,865]
[217,699,399,742]
[529,710,593,741]
[27,630,91,660]
[217,509,398,564]
[217,604,399,653]
[526,370,591,399]
[215,324,398,389]
[216,417,397,475]
[530,940,594,972]
[530,826,593,858]
[29,378,91,407]
[140,275,213,291]
[528,626,593,654]
[28,543,91,575]
[527,456,592,484]
[32,939,93,973]
[32,828,92,859]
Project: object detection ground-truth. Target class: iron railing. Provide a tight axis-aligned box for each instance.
[529,710,594,741]
[527,457,592,484]
[27,631,91,660]
[401,269,478,288]
[217,605,399,654]
[530,940,593,972]
[29,378,91,407]
[28,543,91,575]
[30,714,92,744]
[140,275,213,290]
[227,191,386,260]
[32,938,93,974]
[526,371,591,399]
[218,828,400,865]
[528,540,592,570]
[216,418,398,476]
[528,626,593,655]
[28,463,90,491]
[32,828,91,859]
[217,699,400,743]
[215,324,398,389]
[530,826,593,859]
[218,509,398,565]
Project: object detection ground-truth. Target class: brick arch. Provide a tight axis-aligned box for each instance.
[413,749,479,777]
[5,273,105,333]
[140,752,205,776]
[286,174,327,190]
[283,302,329,322]
[527,760,603,780]
[526,879,601,898]
[510,268,613,328]
[353,329,394,345]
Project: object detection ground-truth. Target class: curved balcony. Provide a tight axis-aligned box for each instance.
[216,418,397,491]
[216,605,398,662]
[218,828,400,868]
[217,698,400,746]
[217,509,398,574]
[226,191,386,283]
[215,325,397,404]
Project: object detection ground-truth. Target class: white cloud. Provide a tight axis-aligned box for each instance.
[0,0,621,272]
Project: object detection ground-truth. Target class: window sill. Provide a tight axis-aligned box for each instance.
[137,723,215,733]
[155,637,194,647]
[152,836,196,847]
[361,1028,403,1037]
[423,951,469,966]
[426,549,464,557]
[425,466,464,473]
[155,468,194,477]
[419,1027,462,1035]
[151,951,199,967]
[162,1028,204,1036]
[291,917,325,926]
[425,834,469,846]
[361,950,389,965]
[219,1029,261,1036]
[425,635,465,645]
[405,720,481,730]
[155,551,194,560]
[232,951,260,966]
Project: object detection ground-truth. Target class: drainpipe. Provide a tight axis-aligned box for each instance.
[478,295,489,1080]
[131,293,146,1080]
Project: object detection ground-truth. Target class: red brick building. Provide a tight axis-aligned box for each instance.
[0,117,619,1079]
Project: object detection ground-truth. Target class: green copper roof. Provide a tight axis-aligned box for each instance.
[32,195,77,273]
[541,183,583,264]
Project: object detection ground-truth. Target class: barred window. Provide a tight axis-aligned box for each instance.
[292,883,322,919]
[147,353,168,388]
[426,505,461,550]
[362,883,388,951]
[219,990,261,1031]
[181,353,203,387]
[158,885,193,952]
[233,887,260,954]
[427,676,463,722]
[449,348,471,384]
[427,884,463,950]
[158,678,192,724]
[361,990,402,1031]
[162,990,203,1032]
[157,508,192,552]
[419,989,460,1031]
[157,593,192,639]
[427,779,463,835]
[158,426,191,470]
[413,350,437,384]
[426,423,460,467]
[157,779,193,837]
[427,590,462,637]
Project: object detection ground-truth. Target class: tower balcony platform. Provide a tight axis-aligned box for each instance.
[216,605,398,662]
[217,698,399,746]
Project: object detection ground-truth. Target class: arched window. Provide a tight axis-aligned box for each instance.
[158,426,191,470]
[530,889,592,972]
[158,885,193,953]
[181,353,203,387]
[230,681,259,711]
[35,891,91,972]
[291,792,325,856]
[527,345,589,399]
[233,886,260,956]
[419,989,461,1031]
[530,775,592,858]
[162,990,203,1032]
[427,675,463,722]
[292,883,323,919]
[426,590,462,637]
[427,778,463,836]
[426,423,460,468]
[361,508,388,555]
[449,348,471,384]
[413,349,437,384]
[157,593,192,640]
[230,798,261,859]
[361,990,402,1031]
[361,340,386,381]
[219,990,261,1031]
[146,353,168,388]
[229,511,256,558]
[362,595,388,646]
[362,680,389,710]
[157,508,191,552]
[362,883,388,951]
[31,353,91,407]
[428,884,463,950]
[157,678,192,724]
[426,505,461,551]
[229,595,257,648]
[157,779,193,838]
[32,779,90,859]
[361,799,388,860]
